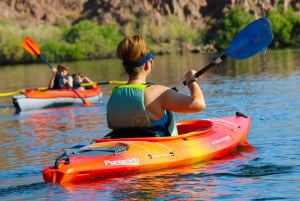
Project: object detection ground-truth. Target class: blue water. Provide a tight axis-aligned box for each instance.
[0,51,299,200]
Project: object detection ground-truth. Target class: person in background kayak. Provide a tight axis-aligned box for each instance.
[106,35,206,137]
[48,64,73,89]
[72,72,94,90]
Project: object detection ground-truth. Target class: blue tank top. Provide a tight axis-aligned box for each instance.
[151,111,169,136]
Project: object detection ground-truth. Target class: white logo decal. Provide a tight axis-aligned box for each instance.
[212,135,231,145]
[104,158,140,166]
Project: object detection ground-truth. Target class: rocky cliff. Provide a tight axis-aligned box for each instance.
[1,0,299,28]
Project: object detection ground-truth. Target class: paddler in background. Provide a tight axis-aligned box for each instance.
[48,63,73,89]
[106,35,206,137]
[72,72,94,90]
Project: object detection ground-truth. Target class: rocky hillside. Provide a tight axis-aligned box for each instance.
[1,0,299,29]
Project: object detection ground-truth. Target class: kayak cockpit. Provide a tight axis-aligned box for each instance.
[176,119,213,134]
[99,119,213,140]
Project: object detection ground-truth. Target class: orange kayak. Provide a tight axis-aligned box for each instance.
[12,86,102,112]
[43,112,251,184]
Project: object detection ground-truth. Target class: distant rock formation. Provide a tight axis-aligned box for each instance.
[1,0,298,28]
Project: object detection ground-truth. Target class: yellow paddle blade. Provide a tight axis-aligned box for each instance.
[0,90,25,97]
[0,86,48,97]
[36,87,48,91]
[107,80,127,85]
[82,100,96,106]
[80,80,127,87]
[80,82,97,87]
[21,37,41,56]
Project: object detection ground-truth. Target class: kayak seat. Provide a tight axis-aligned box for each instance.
[104,127,160,138]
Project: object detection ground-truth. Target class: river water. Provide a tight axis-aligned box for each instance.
[0,49,299,200]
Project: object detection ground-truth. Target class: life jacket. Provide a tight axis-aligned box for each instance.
[73,80,81,89]
[106,84,178,136]
[53,74,68,89]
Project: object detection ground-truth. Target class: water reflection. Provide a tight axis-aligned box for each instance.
[0,104,108,175]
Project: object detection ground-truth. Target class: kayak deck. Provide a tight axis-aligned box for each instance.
[43,113,251,184]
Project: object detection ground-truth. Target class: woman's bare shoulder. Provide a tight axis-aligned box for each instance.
[147,84,174,94]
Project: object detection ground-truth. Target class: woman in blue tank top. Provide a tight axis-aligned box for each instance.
[107,35,206,137]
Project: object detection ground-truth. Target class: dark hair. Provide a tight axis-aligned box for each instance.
[72,72,84,78]
[57,64,69,71]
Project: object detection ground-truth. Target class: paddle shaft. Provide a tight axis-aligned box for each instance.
[39,55,53,69]
[185,54,226,84]
[173,55,226,91]
[81,80,127,87]
[193,55,226,78]
[97,80,127,85]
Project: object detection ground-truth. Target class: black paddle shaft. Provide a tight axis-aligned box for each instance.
[179,54,227,87]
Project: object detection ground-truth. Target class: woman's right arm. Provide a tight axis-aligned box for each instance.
[160,70,206,113]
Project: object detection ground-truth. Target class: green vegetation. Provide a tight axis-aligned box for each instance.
[62,20,122,59]
[0,4,299,64]
[212,6,255,50]
[26,21,122,63]
[211,5,300,50]
[0,20,27,64]
[268,5,300,48]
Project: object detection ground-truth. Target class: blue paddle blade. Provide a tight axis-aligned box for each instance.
[225,17,273,60]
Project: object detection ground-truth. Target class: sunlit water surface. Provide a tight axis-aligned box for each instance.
[0,49,299,200]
